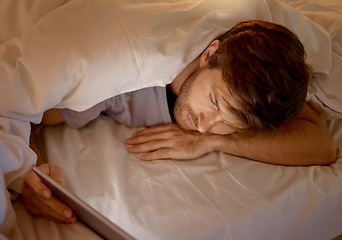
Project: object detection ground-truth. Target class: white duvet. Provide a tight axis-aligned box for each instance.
[1,0,342,239]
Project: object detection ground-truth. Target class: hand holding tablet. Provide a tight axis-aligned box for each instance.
[23,164,77,224]
[31,165,134,240]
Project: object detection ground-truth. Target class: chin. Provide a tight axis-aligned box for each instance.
[175,119,189,131]
[174,113,189,131]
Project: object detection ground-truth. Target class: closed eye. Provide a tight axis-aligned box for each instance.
[210,92,219,111]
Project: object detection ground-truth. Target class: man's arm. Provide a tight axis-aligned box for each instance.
[126,103,337,166]
[209,103,336,166]
[41,109,65,125]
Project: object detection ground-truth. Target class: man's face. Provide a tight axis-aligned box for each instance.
[174,67,244,135]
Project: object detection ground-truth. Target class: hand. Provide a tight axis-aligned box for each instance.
[126,123,214,160]
[22,163,77,224]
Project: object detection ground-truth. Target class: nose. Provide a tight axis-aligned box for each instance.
[197,112,220,134]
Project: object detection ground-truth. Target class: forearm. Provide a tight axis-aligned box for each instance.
[207,120,336,166]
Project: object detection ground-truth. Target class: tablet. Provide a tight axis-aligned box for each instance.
[32,166,135,240]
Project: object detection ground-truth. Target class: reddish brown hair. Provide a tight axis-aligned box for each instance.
[208,20,312,132]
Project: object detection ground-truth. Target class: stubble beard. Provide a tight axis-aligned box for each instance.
[173,69,201,131]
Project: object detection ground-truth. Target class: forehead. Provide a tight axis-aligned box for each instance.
[197,68,236,107]
[197,67,222,83]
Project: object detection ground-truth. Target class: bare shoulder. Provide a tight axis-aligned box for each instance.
[293,102,325,127]
[289,102,337,165]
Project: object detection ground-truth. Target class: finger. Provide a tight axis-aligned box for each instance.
[26,164,64,198]
[48,165,64,185]
[23,184,76,223]
[38,165,74,221]
[23,191,44,215]
[126,125,184,146]
[45,194,76,220]
[126,130,175,145]
[25,201,76,224]
[25,169,52,199]
[24,187,77,223]
[127,138,173,154]
[132,123,178,137]
[24,164,76,223]
[38,163,50,174]
[23,194,66,223]
[140,149,175,161]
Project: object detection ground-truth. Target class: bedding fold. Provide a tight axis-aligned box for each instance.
[1,0,342,238]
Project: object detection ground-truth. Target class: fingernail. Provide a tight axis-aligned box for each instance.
[43,190,50,198]
[64,209,73,218]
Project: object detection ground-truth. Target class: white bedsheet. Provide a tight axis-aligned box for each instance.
[12,115,342,240]
[1,0,342,239]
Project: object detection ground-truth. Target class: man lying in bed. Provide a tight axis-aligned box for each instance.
[23,20,337,224]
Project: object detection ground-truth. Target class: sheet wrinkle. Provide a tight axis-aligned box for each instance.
[224,170,251,193]
[25,112,342,240]
[3,0,342,238]
[60,55,88,103]
[15,62,47,115]
[315,92,342,116]
[301,3,339,13]
[107,0,144,86]
[169,161,232,238]
[262,0,275,22]
[111,187,137,227]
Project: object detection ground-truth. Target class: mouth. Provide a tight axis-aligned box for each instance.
[186,115,197,131]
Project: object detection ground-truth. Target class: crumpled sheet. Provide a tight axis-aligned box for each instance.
[12,115,342,240]
[1,0,342,238]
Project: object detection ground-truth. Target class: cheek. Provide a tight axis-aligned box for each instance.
[186,90,210,114]
[209,123,236,135]
[173,95,190,128]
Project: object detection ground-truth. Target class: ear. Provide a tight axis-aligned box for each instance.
[199,40,220,68]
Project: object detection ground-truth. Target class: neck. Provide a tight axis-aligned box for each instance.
[168,56,201,96]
